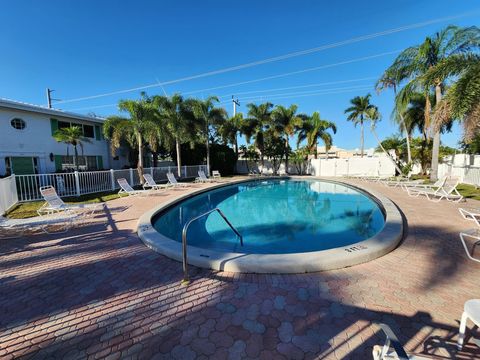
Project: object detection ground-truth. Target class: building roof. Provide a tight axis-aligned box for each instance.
[0,98,105,124]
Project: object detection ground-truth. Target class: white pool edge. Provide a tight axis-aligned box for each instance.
[137,177,404,274]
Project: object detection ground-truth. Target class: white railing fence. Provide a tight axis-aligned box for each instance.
[438,163,480,187]
[13,165,208,203]
[0,175,19,215]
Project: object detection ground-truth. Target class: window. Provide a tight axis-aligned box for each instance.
[60,155,98,171]
[82,124,94,138]
[10,118,26,130]
[58,121,71,130]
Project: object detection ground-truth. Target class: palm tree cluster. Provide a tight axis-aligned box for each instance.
[375,24,480,180]
[104,93,337,179]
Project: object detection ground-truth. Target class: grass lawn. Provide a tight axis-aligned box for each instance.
[457,183,480,201]
[6,191,123,219]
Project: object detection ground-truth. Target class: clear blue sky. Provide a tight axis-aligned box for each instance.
[1,0,479,150]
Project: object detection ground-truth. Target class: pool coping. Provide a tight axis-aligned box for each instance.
[137,177,404,274]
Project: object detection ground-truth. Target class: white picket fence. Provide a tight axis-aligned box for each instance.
[0,175,18,215]
[10,165,208,203]
[438,163,480,187]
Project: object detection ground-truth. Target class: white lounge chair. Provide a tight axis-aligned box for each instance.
[248,170,260,177]
[167,172,189,188]
[38,186,104,216]
[407,180,463,202]
[402,175,447,191]
[0,212,79,238]
[458,299,480,350]
[459,229,480,263]
[212,170,221,179]
[372,323,433,359]
[459,208,480,227]
[196,170,214,183]
[117,178,153,196]
[142,174,170,191]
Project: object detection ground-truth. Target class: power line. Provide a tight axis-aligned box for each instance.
[56,10,479,105]
[215,76,377,98]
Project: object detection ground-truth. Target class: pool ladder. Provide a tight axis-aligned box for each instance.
[181,208,243,284]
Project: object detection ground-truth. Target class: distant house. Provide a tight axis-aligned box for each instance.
[0,99,129,176]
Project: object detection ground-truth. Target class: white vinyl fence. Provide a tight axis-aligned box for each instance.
[309,157,395,177]
[0,175,18,215]
[12,165,208,203]
[438,163,480,187]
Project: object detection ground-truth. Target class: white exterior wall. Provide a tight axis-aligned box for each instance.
[0,108,128,175]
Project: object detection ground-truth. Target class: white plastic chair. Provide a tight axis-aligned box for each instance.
[372,323,431,359]
[402,176,447,191]
[142,174,170,191]
[407,180,463,202]
[0,212,79,238]
[458,299,480,350]
[459,229,480,263]
[117,178,152,196]
[212,170,221,179]
[196,170,214,183]
[38,186,104,216]
[167,172,189,187]
[459,208,480,227]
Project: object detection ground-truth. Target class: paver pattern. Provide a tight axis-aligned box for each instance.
[0,177,479,359]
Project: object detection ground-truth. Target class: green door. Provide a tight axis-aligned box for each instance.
[11,157,35,175]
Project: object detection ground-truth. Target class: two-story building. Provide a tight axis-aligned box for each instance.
[0,99,130,176]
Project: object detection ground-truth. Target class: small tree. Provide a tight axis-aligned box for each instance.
[53,126,90,171]
[263,131,286,175]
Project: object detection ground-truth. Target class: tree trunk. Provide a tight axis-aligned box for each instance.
[371,128,403,175]
[314,140,318,159]
[284,137,289,174]
[430,85,442,182]
[137,134,144,184]
[400,113,412,163]
[206,124,211,177]
[360,121,364,158]
[176,138,182,178]
[74,145,79,172]
[234,134,239,160]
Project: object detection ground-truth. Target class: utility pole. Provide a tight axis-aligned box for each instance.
[232,96,240,116]
[46,88,60,108]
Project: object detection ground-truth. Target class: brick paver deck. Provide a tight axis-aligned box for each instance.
[1,178,479,359]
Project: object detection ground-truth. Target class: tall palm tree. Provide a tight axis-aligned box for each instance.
[219,113,244,159]
[297,112,336,159]
[243,102,273,166]
[345,94,377,157]
[53,126,90,171]
[382,25,480,180]
[426,54,480,141]
[191,96,227,175]
[271,104,304,172]
[376,68,412,163]
[152,94,194,178]
[103,95,157,182]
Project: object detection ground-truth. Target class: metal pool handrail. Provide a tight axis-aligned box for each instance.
[181,208,243,284]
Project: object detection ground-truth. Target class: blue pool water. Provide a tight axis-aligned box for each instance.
[152,179,385,254]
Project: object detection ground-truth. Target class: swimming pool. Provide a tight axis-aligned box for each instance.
[153,179,385,254]
[138,178,403,273]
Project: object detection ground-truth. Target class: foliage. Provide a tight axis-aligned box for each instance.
[459,134,480,154]
[262,130,286,174]
[53,126,91,171]
[242,102,273,165]
[297,112,336,159]
[239,144,259,172]
[291,147,309,174]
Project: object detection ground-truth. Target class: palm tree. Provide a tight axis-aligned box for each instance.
[344,94,377,157]
[219,113,244,159]
[297,112,336,159]
[426,54,480,141]
[382,25,480,180]
[271,104,304,172]
[152,94,194,178]
[103,94,157,182]
[243,102,273,166]
[376,68,412,163]
[53,126,90,171]
[191,96,227,175]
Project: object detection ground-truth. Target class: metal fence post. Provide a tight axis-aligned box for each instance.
[183,166,187,178]
[129,168,134,185]
[110,169,115,190]
[74,171,81,197]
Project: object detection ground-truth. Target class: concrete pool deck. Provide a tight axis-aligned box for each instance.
[138,178,404,273]
[0,176,479,359]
